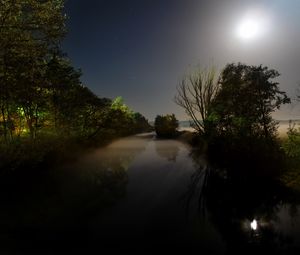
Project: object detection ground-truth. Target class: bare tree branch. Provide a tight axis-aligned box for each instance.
[174,66,220,134]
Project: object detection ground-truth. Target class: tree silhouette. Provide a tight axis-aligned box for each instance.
[154,114,178,138]
[210,63,290,140]
[174,66,219,135]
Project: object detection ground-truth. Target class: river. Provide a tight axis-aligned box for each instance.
[1,133,300,254]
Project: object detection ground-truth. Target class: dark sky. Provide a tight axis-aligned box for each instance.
[63,0,300,120]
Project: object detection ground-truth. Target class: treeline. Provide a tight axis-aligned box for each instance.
[0,0,151,170]
[0,0,150,142]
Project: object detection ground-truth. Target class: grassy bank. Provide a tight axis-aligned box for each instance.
[0,128,151,175]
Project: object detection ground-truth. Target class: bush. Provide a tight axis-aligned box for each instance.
[154,114,178,138]
[283,122,300,158]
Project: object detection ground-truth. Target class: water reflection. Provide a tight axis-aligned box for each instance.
[250,219,257,230]
[0,135,150,253]
[1,134,300,254]
[43,135,150,225]
[154,139,180,162]
[185,149,300,254]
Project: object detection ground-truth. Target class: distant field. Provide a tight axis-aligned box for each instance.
[178,120,300,137]
[278,120,300,137]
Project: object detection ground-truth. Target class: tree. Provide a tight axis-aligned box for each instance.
[86,97,150,140]
[154,114,178,138]
[111,96,133,114]
[45,54,82,131]
[174,66,219,135]
[0,0,148,146]
[210,63,290,140]
[0,0,66,140]
[132,112,152,133]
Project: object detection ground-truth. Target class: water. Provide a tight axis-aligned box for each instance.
[0,133,300,254]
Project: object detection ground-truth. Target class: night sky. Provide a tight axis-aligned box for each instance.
[63,0,300,120]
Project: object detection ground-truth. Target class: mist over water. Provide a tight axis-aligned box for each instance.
[1,133,300,254]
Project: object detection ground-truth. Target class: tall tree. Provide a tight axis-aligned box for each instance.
[45,54,82,132]
[211,63,290,139]
[0,0,66,139]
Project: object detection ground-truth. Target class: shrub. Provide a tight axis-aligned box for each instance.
[283,122,300,158]
[154,114,178,138]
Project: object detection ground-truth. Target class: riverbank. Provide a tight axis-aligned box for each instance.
[0,130,152,175]
[176,125,300,196]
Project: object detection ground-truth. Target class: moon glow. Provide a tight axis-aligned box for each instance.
[236,11,269,41]
[237,19,260,40]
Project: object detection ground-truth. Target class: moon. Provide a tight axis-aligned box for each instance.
[235,11,269,41]
[237,19,260,40]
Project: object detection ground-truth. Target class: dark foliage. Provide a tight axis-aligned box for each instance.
[0,1,151,172]
[197,63,291,179]
[208,63,290,140]
[154,114,179,138]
